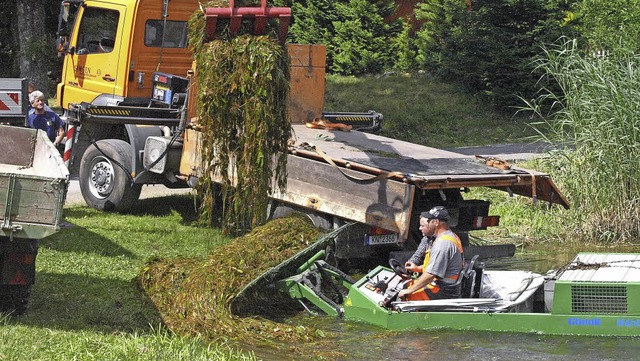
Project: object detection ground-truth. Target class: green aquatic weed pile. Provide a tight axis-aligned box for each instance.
[139,216,326,348]
[188,5,291,235]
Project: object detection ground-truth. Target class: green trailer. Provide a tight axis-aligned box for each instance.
[0,125,69,314]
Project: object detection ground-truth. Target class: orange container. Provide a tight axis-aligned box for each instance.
[287,44,326,123]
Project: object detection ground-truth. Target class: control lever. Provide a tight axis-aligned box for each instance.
[379,284,401,308]
[373,276,389,293]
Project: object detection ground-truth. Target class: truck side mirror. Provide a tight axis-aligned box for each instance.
[62,2,70,22]
[56,35,69,54]
[56,1,76,55]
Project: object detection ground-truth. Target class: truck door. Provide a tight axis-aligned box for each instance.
[60,2,126,108]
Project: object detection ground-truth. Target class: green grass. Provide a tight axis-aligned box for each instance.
[0,195,256,360]
[0,323,255,360]
[325,73,539,148]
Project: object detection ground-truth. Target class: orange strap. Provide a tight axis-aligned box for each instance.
[423,233,464,280]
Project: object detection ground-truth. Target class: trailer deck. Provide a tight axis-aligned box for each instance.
[290,124,569,209]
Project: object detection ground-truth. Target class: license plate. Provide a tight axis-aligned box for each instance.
[364,233,397,245]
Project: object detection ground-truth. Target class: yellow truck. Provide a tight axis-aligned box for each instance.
[54,0,568,266]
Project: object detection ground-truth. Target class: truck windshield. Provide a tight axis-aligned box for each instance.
[75,7,119,55]
[145,20,188,48]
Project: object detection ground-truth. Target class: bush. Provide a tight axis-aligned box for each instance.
[572,0,640,54]
[283,0,401,75]
[415,0,565,109]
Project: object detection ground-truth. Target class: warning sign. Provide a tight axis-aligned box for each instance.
[0,92,22,113]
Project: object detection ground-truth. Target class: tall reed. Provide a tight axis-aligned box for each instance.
[525,38,640,243]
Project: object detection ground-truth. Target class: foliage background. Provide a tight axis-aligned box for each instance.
[4,0,639,109]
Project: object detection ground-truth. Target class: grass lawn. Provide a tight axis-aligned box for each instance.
[324,73,540,148]
[1,196,256,361]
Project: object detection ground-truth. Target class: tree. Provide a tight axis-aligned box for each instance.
[415,0,568,109]
[284,0,401,75]
[1,0,61,96]
[0,1,18,77]
[15,0,55,97]
[572,0,640,55]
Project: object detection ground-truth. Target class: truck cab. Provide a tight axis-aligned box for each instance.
[57,0,197,109]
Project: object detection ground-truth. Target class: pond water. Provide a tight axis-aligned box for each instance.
[248,244,640,360]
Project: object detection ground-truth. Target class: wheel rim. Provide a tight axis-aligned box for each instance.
[88,156,115,199]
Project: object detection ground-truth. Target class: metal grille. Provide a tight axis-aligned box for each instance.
[571,285,627,314]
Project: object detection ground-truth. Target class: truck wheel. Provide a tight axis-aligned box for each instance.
[79,139,142,211]
[0,285,31,315]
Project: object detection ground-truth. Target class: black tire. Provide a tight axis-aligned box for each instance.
[79,139,142,211]
[0,285,32,315]
[270,202,333,230]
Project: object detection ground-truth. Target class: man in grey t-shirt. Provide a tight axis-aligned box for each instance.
[398,206,464,300]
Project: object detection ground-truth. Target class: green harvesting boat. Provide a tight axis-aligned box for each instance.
[256,230,640,337]
[340,252,640,336]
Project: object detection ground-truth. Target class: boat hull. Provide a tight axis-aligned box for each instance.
[343,256,640,337]
[344,301,640,336]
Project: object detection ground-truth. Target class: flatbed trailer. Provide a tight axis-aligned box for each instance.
[172,120,568,265]
[282,123,567,240]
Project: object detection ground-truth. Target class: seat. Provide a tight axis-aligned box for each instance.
[464,255,485,298]
[449,254,483,298]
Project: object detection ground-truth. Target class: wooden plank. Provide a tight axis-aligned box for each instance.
[288,45,326,123]
[272,155,414,235]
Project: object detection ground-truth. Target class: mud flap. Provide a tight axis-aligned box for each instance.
[0,238,38,285]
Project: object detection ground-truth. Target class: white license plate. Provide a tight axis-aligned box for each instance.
[364,233,397,245]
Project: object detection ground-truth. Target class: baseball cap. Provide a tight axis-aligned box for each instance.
[421,206,449,221]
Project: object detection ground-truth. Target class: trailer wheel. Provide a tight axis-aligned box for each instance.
[270,203,333,230]
[79,139,142,211]
[0,285,31,315]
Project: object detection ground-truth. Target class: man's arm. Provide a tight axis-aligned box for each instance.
[52,112,65,146]
[406,237,430,268]
[398,271,436,299]
[54,126,65,146]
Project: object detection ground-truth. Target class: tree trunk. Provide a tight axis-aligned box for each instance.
[15,0,50,98]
